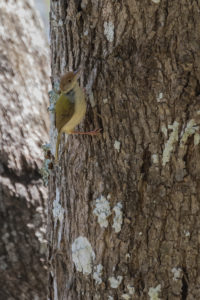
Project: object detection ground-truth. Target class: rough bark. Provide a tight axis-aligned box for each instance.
[49,0,200,299]
[0,1,50,299]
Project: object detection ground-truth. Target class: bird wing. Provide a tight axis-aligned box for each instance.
[55,93,75,132]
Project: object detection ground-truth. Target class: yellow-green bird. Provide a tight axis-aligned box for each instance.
[55,70,101,161]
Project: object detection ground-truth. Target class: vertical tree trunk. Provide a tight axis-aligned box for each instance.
[49,0,200,299]
[0,1,50,299]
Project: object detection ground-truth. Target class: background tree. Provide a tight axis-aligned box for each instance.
[49,0,200,299]
[0,1,50,299]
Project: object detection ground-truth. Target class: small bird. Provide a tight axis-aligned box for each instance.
[55,70,101,161]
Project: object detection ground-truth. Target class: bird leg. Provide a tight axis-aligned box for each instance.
[70,128,102,135]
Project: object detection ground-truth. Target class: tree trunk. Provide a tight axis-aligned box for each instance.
[49,0,200,299]
[0,1,50,299]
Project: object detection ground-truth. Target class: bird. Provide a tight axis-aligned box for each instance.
[55,70,101,161]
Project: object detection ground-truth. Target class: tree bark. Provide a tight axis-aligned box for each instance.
[49,0,200,299]
[0,1,50,299]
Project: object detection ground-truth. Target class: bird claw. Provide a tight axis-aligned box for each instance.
[70,128,102,135]
[88,128,102,135]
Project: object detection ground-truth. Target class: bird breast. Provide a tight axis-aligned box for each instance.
[62,85,86,133]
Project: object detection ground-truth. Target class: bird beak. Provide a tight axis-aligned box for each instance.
[74,69,81,80]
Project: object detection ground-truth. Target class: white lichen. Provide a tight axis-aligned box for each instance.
[184,230,190,237]
[157,92,163,102]
[152,154,159,164]
[84,30,88,36]
[57,221,64,249]
[121,294,130,300]
[48,84,60,156]
[89,91,96,108]
[40,158,51,186]
[109,276,123,288]
[2,233,18,263]
[52,188,64,222]
[148,284,161,300]
[93,264,103,284]
[161,124,168,138]
[104,21,114,42]
[53,276,58,300]
[152,0,160,3]
[162,121,179,166]
[108,297,114,300]
[112,202,123,233]
[35,230,47,254]
[0,257,7,271]
[114,140,121,152]
[180,119,199,148]
[52,188,64,248]
[93,195,111,228]
[72,236,95,275]
[58,19,63,26]
[85,67,97,95]
[40,143,52,185]
[127,284,135,295]
[61,57,66,73]
[171,267,182,281]
[103,98,108,104]
[42,142,51,152]
[27,223,34,229]
[194,132,200,145]
[125,253,131,260]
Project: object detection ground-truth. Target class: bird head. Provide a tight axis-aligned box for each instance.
[60,70,81,93]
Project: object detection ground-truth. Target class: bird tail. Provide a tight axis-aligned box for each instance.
[55,132,61,162]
